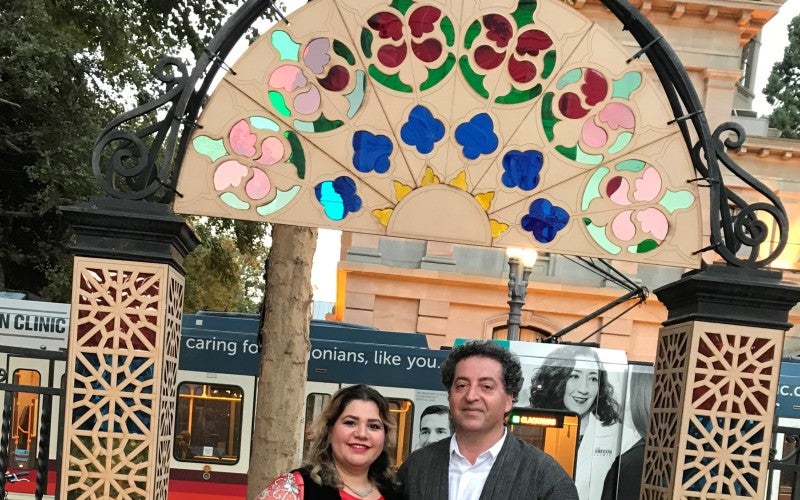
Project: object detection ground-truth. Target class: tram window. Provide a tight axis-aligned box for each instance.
[302,393,332,461]
[173,382,244,464]
[507,408,580,478]
[386,399,413,467]
[11,369,41,470]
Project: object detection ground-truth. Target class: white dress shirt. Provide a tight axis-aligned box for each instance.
[448,430,507,500]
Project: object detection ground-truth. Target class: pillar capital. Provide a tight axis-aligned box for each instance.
[62,197,200,272]
[654,263,800,330]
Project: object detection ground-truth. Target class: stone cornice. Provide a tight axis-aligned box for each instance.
[730,135,800,160]
[573,0,783,45]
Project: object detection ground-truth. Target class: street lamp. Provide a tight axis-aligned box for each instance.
[506,247,538,341]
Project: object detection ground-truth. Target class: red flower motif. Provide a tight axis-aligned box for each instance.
[473,15,554,85]
[367,6,444,69]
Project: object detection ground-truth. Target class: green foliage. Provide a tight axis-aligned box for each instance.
[183,218,269,314]
[764,14,800,140]
[0,0,283,299]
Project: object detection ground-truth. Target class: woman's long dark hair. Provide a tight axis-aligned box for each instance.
[528,345,621,426]
[304,384,396,491]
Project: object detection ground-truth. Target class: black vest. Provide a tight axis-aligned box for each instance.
[294,468,401,500]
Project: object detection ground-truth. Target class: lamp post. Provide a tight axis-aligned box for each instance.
[506,248,538,341]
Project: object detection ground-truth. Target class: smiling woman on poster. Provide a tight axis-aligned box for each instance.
[528,345,623,500]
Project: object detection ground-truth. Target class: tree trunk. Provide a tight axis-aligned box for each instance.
[246,223,317,498]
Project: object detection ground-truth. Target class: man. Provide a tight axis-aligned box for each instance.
[399,340,579,499]
[416,404,452,449]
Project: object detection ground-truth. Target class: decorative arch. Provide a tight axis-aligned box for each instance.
[172,0,706,269]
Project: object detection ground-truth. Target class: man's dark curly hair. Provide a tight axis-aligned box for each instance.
[440,340,524,402]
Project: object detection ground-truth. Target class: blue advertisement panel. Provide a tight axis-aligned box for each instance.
[777,360,800,418]
[308,340,447,390]
[179,320,448,390]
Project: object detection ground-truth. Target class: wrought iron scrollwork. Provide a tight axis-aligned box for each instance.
[600,0,788,269]
[695,122,789,267]
[91,0,283,203]
[92,57,189,201]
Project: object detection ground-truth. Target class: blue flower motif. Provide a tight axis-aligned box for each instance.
[521,198,569,243]
[352,131,393,173]
[400,105,445,154]
[314,176,362,221]
[502,150,543,191]
[455,113,498,160]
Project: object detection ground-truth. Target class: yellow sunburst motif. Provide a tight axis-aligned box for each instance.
[449,171,468,190]
[421,166,441,185]
[373,208,393,226]
[394,181,412,202]
[372,167,508,239]
[475,192,494,211]
[490,220,509,238]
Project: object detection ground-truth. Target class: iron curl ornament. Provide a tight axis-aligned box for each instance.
[91,0,789,269]
[693,122,789,268]
[91,0,284,203]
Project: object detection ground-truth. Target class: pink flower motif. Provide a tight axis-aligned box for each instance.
[606,166,668,244]
[212,119,287,202]
[267,36,354,118]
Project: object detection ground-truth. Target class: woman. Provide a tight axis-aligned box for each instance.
[256,384,400,500]
[528,345,622,500]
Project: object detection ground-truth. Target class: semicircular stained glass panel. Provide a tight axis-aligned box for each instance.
[174,0,702,269]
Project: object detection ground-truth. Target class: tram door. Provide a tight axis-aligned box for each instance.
[507,408,580,478]
[5,354,64,471]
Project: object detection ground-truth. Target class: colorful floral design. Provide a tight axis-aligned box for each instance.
[460,0,556,103]
[267,31,366,132]
[521,198,569,243]
[400,105,445,155]
[315,176,363,221]
[542,68,642,165]
[501,149,544,191]
[455,113,498,160]
[353,131,393,173]
[581,160,695,254]
[360,3,456,93]
[192,117,303,215]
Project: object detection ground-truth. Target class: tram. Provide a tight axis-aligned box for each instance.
[3,297,798,499]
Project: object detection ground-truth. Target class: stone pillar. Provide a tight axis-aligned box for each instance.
[60,198,199,499]
[643,263,800,499]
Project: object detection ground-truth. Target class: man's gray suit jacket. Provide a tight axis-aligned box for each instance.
[398,433,580,499]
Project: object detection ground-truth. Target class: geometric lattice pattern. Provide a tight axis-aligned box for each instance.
[175,0,703,270]
[61,257,184,500]
[642,321,783,499]
[642,324,688,499]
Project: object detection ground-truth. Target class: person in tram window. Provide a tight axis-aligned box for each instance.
[528,345,623,500]
[600,371,654,500]
[256,384,401,500]
[398,340,579,500]
[415,405,452,450]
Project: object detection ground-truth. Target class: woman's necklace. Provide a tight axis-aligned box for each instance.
[341,481,374,498]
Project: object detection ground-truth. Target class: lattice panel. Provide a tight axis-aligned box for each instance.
[642,321,783,499]
[675,325,780,499]
[62,257,174,499]
[642,325,688,499]
[154,271,184,500]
